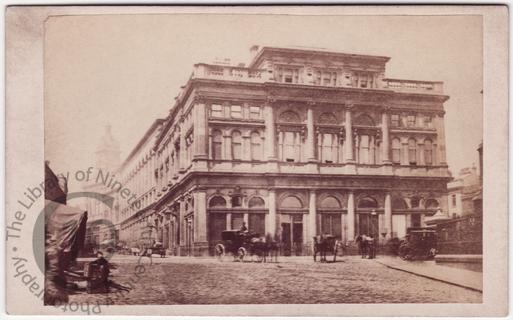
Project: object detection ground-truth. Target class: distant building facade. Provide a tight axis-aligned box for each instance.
[436,142,483,255]
[447,166,482,218]
[89,46,452,256]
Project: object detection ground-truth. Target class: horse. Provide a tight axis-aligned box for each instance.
[313,234,337,262]
[264,233,280,263]
[249,234,280,263]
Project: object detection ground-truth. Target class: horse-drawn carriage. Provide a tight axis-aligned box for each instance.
[143,241,166,258]
[313,234,346,262]
[214,230,276,262]
[398,227,437,260]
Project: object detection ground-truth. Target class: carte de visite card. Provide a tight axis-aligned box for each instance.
[4,5,508,317]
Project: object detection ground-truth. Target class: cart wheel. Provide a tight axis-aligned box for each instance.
[214,244,225,261]
[237,247,247,262]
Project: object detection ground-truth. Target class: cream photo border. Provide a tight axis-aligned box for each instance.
[5,5,508,316]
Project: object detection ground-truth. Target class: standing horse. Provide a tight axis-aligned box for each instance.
[264,233,280,263]
[313,235,336,262]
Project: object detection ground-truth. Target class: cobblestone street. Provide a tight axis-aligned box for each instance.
[68,255,482,305]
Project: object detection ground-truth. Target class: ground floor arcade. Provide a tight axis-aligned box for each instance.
[119,175,448,256]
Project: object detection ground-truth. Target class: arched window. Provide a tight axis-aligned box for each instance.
[424,139,433,165]
[320,196,341,208]
[248,197,265,208]
[392,138,401,164]
[392,198,408,210]
[318,112,338,125]
[279,111,300,123]
[209,196,226,208]
[231,130,242,160]
[358,197,378,209]
[212,130,222,160]
[280,196,303,208]
[408,138,417,165]
[354,114,375,126]
[250,131,262,161]
[425,199,439,209]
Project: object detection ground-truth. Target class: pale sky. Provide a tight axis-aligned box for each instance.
[45,14,483,192]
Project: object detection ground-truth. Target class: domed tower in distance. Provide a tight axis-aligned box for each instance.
[95,124,121,173]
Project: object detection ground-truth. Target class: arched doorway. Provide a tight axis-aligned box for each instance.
[279,195,304,256]
[357,196,379,237]
[318,196,342,239]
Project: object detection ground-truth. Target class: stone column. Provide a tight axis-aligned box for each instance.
[266,189,277,236]
[193,190,208,255]
[347,191,355,240]
[384,193,392,240]
[345,105,355,163]
[179,198,186,255]
[179,122,187,173]
[381,110,391,164]
[437,112,447,165]
[193,102,208,169]
[306,106,316,162]
[308,190,317,241]
[264,103,277,160]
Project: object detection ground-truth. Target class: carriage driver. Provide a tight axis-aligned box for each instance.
[239,222,248,233]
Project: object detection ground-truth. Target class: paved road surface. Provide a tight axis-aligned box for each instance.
[68,255,482,305]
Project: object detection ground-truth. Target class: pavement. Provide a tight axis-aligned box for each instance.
[375,256,483,292]
[68,254,482,305]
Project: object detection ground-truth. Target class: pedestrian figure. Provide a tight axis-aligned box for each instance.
[367,235,376,259]
[360,234,368,258]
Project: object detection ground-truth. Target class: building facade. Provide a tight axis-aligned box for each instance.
[93,46,452,256]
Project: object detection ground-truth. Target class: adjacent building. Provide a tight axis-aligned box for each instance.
[87,45,452,256]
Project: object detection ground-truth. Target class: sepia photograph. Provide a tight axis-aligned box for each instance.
[4,5,508,317]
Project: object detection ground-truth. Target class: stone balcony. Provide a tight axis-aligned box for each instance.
[382,78,444,94]
[193,63,271,83]
[191,63,444,95]
[200,159,450,178]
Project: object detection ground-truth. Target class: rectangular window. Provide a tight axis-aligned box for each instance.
[359,135,370,164]
[278,67,299,84]
[211,104,223,117]
[283,69,293,83]
[284,131,296,162]
[321,133,334,163]
[407,115,416,127]
[424,116,432,128]
[391,114,400,127]
[230,105,242,119]
[315,71,322,85]
[451,195,457,207]
[249,106,261,120]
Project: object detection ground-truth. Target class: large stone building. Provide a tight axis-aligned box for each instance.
[97,45,452,256]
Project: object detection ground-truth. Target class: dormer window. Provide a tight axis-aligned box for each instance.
[249,106,261,119]
[277,67,299,84]
[407,115,416,127]
[211,104,223,117]
[391,114,400,127]
[230,105,242,118]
